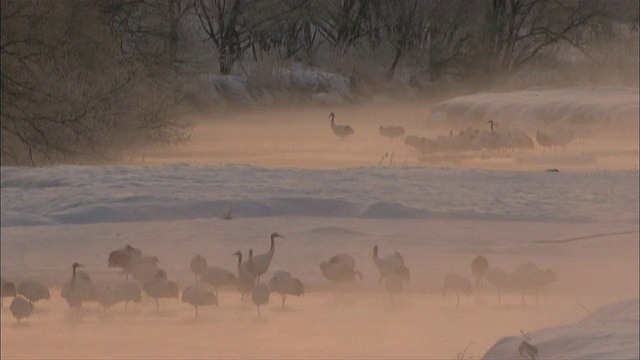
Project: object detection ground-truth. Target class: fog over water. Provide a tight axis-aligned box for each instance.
[2,88,638,359]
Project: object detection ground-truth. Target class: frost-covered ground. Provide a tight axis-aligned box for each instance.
[1,88,638,358]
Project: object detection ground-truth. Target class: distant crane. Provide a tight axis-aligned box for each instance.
[441,273,474,309]
[17,280,51,308]
[372,245,410,284]
[379,125,405,140]
[471,255,490,288]
[384,273,405,305]
[329,112,354,139]
[320,254,364,292]
[1,278,16,307]
[250,232,284,283]
[190,254,208,285]
[114,281,142,311]
[62,262,94,316]
[9,296,33,323]
[131,256,161,284]
[108,244,143,280]
[268,270,304,308]
[201,266,237,299]
[251,283,271,318]
[232,250,256,302]
[143,269,179,311]
[510,262,557,305]
[181,286,218,318]
[486,266,510,305]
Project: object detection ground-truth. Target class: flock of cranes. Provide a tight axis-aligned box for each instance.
[1,236,558,323]
[441,255,558,309]
[328,112,576,157]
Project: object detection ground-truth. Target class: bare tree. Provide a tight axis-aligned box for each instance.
[479,0,610,76]
[1,0,190,166]
[313,0,381,50]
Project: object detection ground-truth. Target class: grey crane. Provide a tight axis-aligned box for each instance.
[250,232,284,283]
[232,250,256,302]
[108,244,142,280]
[17,280,51,308]
[201,266,237,300]
[320,253,364,288]
[372,245,410,284]
[10,296,33,323]
[268,270,304,308]
[143,269,179,311]
[181,286,218,317]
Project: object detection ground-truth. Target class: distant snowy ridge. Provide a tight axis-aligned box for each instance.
[482,297,639,360]
[2,164,637,227]
[428,87,639,136]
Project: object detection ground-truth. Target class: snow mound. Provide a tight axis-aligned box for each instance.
[482,298,639,359]
[428,87,639,137]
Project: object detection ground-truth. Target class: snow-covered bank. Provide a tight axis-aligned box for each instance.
[483,298,639,359]
[427,87,639,138]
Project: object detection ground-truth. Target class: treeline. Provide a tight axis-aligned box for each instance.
[1,0,638,165]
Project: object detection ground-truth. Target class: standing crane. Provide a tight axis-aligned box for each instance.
[250,232,284,283]
[329,112,354,139]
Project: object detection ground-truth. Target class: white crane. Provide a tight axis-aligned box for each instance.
[329,112,354,139]
[320,254,364,290]
[268,270,304,308]
[251,283,270,318]
[108,244,143,280]
[17,280,51,308]
[441,273,473,309]
[9,296,33,323]
[190,254,208,285]
[181,286,218,317]
[201,266,237,299]
[143,269,179,311]
[232,250,255,302]
[485,266,510,305]
[471,255,489,288]
[372,245,410,284]
[250,232,284,283]
[379,125,405,140]
[1,278,16,307]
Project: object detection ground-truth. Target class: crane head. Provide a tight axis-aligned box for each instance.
[271,232,284,240]
[231,251,242,257]
[72,262,84,269]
